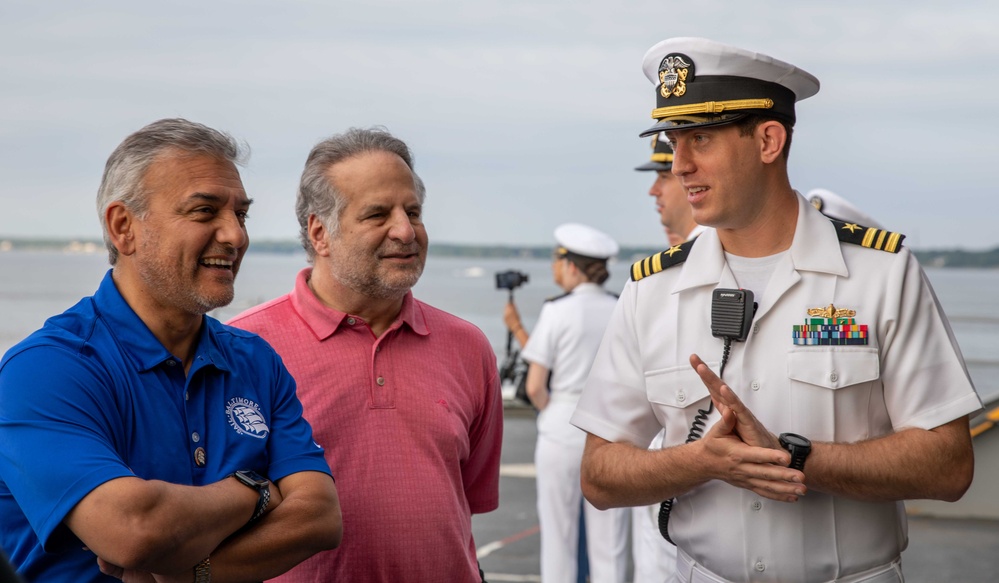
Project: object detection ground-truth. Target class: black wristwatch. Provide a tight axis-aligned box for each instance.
[232,470,270,523]
[779,433,812,471]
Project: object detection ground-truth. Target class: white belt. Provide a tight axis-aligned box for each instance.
[673,546,904,583]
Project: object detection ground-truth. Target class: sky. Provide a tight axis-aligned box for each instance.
[1,0,997,251]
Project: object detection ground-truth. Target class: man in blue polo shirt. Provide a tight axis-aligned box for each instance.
[0,118,342,582]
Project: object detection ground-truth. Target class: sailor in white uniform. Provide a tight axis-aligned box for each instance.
[572,38,980,583]
[510,223,630,583]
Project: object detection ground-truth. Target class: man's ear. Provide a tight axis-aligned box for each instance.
[757,121,787,164]
[105,202,137,257]
[307,214,331,257]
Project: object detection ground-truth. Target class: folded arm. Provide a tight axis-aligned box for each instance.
[68,474,271,573]
[85,470,341,583]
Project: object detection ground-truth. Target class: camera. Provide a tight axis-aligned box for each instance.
[495,270,529,291]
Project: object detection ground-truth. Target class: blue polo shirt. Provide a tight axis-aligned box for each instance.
[0,270,332,582]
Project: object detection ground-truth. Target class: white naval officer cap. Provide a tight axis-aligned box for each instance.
[807,188,883,228]
[554,223,619,260]
[640,37,820,136]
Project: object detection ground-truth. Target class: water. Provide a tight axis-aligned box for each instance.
[2,250,998,403]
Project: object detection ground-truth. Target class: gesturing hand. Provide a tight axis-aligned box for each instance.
[690,353,782,450]
[690,353,806,502]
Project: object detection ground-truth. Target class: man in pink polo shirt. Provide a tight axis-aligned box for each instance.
[228,127,503,582]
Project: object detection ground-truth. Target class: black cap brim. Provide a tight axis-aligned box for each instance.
[639,113,749,138]
[634,161,672,171]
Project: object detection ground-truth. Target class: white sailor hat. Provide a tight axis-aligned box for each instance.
[634,132,674,172]
[554,223,619,260]
[640,37,820,136]
[807,188,883,228]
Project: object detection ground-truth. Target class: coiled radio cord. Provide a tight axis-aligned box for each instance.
[658,338,733,544]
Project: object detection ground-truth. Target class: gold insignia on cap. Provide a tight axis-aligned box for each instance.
[651,99,774,120]
[807,304,856,319]
[659,54,692,99]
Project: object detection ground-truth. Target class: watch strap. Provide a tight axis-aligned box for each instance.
[250,485,270,522]
[789,449,807,471]
[194,556,211,583]
[233,470,271,524]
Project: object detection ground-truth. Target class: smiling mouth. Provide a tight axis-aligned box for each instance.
[200,257,235,270]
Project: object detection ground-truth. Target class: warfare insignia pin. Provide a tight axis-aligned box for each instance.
[658,53,693,99]
[793,304,868,345]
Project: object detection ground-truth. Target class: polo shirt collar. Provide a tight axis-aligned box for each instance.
[291,267,429,340]
[93,269,229,373]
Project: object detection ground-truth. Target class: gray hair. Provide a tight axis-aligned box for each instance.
[296,127,426,262]
[96,118,247,264]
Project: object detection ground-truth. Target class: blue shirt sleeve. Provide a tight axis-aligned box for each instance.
[0,344,135,552]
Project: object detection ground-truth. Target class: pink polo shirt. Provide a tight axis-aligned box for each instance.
[228,268,502,582]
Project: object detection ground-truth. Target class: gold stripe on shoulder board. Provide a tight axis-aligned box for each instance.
[630,241,694,282]
[833,219,905,254]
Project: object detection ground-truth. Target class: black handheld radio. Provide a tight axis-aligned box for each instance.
[658,288,757,544]
[710,289,756,342]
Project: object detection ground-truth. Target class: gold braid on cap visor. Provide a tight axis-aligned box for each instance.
[651,98,774,120]
[650,153,674,163]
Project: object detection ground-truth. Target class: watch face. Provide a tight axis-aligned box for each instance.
[235,470,269,488]
[781,433,810,448]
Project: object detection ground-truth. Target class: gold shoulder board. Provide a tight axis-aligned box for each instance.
[630,239,696,282]
[831,219,905,253]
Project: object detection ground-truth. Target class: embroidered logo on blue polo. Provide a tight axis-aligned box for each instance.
[226,397,270,439]
[792,304,868,346]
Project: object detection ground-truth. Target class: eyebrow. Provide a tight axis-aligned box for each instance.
[188,192,255,207]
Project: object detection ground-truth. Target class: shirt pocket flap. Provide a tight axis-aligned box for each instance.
[786,347,880,389]
[646,364,713,409]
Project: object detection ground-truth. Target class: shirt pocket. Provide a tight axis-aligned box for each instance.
[646,363,716,445]
[785,346,882,440]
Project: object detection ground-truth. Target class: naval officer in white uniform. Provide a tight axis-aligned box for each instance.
[508,223,630,583]
[572,38,980,583]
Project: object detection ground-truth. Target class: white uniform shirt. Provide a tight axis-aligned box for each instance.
[572,194,982,582]
[523,282,618,444]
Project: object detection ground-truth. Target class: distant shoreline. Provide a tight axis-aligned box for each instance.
[2,237,998,268]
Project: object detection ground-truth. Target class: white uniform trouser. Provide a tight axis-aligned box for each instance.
[631,429,676,583]
[631,503,677,583]
[670,546,904,583]
[536,401,629,583]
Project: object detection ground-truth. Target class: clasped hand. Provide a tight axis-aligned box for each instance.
[689,354,806,503]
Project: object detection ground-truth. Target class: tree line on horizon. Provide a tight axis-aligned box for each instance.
[2,237,999,268]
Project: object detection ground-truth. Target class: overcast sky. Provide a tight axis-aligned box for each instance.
[2,0,996,250]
